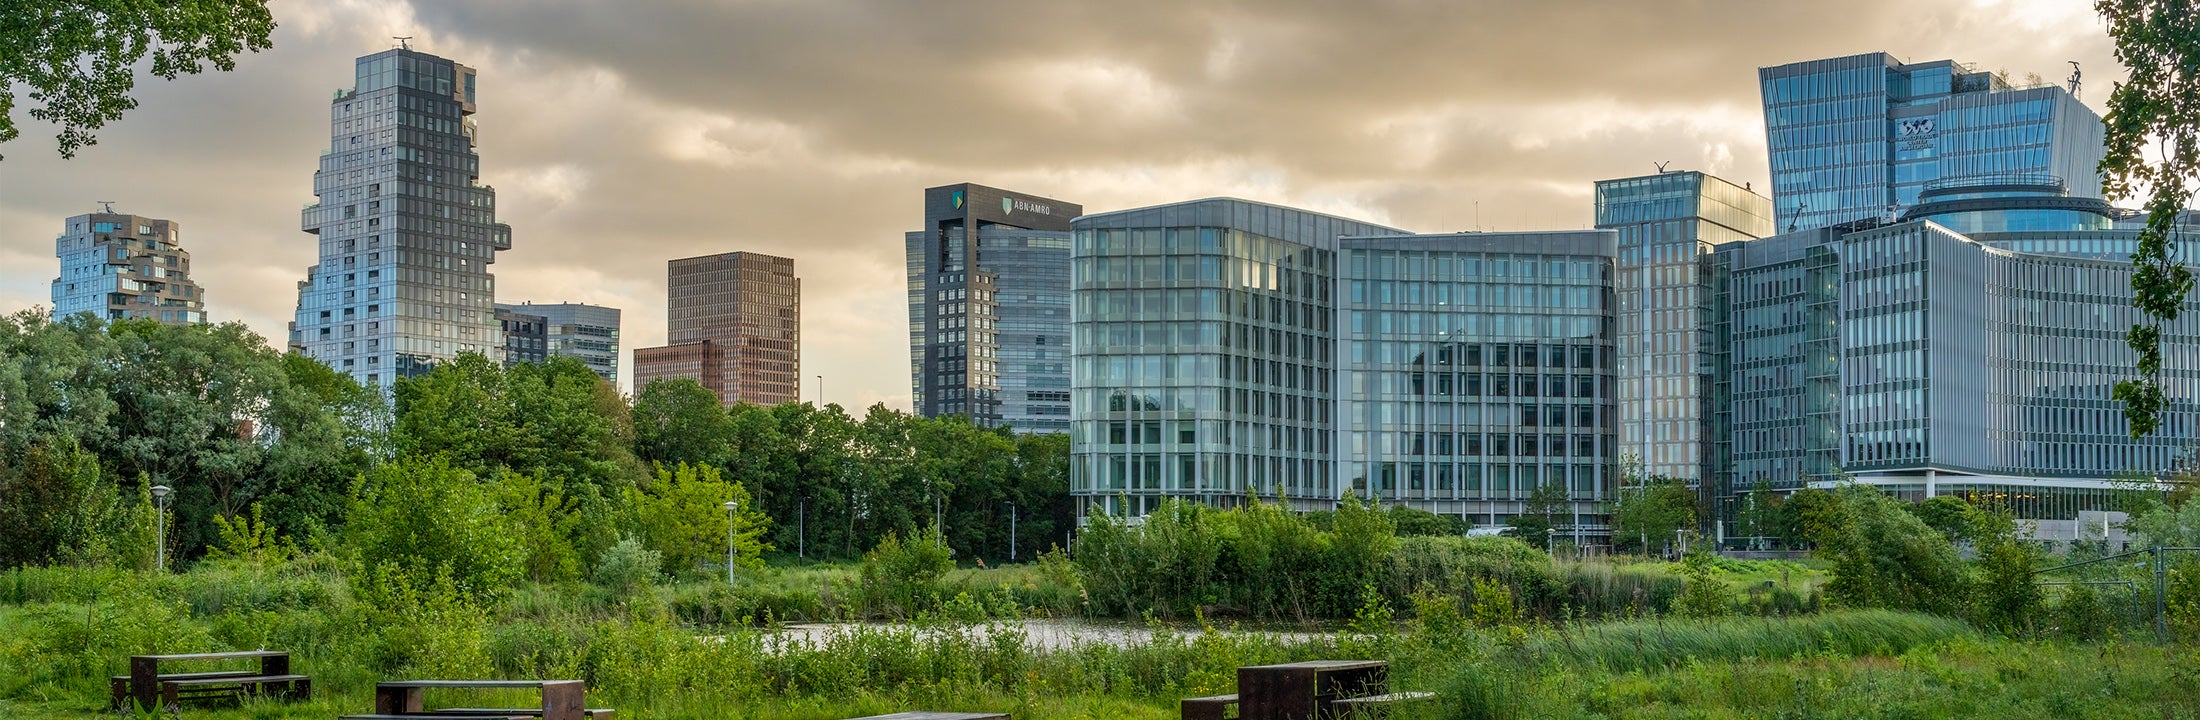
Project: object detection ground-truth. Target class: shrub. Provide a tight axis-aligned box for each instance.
[1677,547,1732,619]
[595,536,663,598]
[860,527,953,618]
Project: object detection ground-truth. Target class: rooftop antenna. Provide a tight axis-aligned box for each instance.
[393,36,413,50]
[1654,160,1673,173]
[2066,61,2082,99]
[97,200,116,214]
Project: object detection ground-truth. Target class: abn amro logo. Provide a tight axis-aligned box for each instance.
[950,190,965,209]
[1002,197,1015,214]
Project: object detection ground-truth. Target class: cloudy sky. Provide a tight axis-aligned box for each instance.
[0,0,2122,409]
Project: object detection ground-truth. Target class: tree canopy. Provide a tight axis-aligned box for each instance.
[1,0,275,159]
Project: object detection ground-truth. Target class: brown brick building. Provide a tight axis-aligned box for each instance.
[632,252,799,405]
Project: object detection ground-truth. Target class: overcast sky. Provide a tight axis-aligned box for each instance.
[0,0,2122,409]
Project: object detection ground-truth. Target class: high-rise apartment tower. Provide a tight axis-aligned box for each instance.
[291,48,511,387]
[51,211,207,324]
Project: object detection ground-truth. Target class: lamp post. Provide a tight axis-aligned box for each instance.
[798,496,807,560]
[722,499,740,586]
[1006,500,1017,562]
[816,375,825,407]
[150,484,172,573]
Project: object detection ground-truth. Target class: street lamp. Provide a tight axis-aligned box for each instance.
[722,499,740,586]
[1005,500,1017,562]
[816,375,825,407]
[150,484,172,573]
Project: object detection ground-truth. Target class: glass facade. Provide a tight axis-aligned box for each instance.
[909,184,1079,431]
[51,212,207,324]
[1067,198,1621,530]
[1711,206,2200,533]
[1069,199,1400,517]
[293,49,508,389]
[1596,172,1774,485]
[1760,53,2103,232]
[498,301,622,383]
[1336,232,1620,531]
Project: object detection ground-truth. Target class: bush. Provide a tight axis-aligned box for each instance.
[595,536,663,598]
[860,527,953,618]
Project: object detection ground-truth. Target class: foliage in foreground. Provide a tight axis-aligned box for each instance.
[0,557,2190,720]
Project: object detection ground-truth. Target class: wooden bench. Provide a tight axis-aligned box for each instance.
[1328,691,1436,719]
[160,673,310,707]
[373,679,596,720]
[112,650,304,711]
[1180,693,1239,720]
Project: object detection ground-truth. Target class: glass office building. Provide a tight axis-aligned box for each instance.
[1595,172,1774,486]
[498,301,622,383]
[292,48,511,388]
[1711,183,2200,534]
[908,184,1080,431]
[1069,198,1621,529]
[1760,53,2103,232]
[51,211,207,324]
[1069,199,1401,516]
[1336,231,1620,531]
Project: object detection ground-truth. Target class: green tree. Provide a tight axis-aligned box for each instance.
[1509,480,1569,550]
[1,0,274,159]
[630,378,730,468]
[624,463,769,576]
[0,311,377,556]
[493,471,587,583]
[1807,484,1970,615]
[0,435,148,568]
[1908,494,1979,545]
[343,456,524,602]
[2098,0,2200,437]
[1610,477,1696,553]
[1970,504,2044,635]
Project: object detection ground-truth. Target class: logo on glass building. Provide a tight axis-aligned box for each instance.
[1003,197,1016,214]
[951,190,965,209]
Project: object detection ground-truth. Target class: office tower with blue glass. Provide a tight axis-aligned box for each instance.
[51,211,207,324]
[291,48,511,387]
[1712,175,2199,540]
[1594,172,1774,487]
[908,183,1080,432]
[1337,231,1621,530]
[498,301,622,383]
[1067,197,1620,527]
[1760,52,2103,232]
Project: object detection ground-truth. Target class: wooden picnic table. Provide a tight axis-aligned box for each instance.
[114,650,306,710]
[368,679,598,720]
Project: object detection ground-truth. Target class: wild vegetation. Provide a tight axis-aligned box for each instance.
[4,310,2199,720]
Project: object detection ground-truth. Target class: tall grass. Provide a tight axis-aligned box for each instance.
[1524,609,1976,673]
